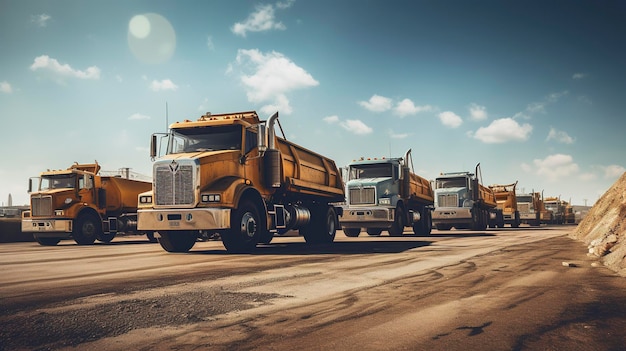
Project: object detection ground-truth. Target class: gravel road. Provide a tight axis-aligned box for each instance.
[1,226,625,350]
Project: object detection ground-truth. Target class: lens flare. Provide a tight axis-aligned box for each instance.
[128,13,176,64]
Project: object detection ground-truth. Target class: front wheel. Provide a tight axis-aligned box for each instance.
[73,213,101,245]
[388,207,404,236]
[221,199,261,253]
[34,235,61,246]
[343,227,361,237]
[158,231,197,252]
[366,228,383,236]
[413,208,432,236]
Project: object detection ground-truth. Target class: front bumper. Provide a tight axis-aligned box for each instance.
[137,208,231,231]
[21,218,73,235]
[432,207,472,224]
[339,206,393,229]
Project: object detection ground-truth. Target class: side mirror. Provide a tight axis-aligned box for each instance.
[150,134,158,159]
[28,178,33,193]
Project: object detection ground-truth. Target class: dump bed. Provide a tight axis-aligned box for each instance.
[276,137,344,202]
[408,172,434,204]
[489,182,518,213]
[478,183,497,208]
[101,176,152,214]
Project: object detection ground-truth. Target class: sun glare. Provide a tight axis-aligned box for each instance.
[127,13,176,64]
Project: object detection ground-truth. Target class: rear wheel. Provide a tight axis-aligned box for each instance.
[436,224,452,231]
[302,205,337,244]
[33,235,61,246]
[158,230,197,252]
[73,213,100,245]
[97,232,116,243]
[222,199,261,253]
[343,227,361,237]
[413,208,432,236]
[366,228,383,236]
[388,207,405,236]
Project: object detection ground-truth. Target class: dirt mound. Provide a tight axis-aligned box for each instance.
[570,172,626,276]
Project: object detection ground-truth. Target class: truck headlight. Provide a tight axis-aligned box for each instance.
[463,199,474,207]
[379,198,391,205]
[55,210,64,216]
[64,197,73,204]
[201,194,221,203]
[139,195,153,204]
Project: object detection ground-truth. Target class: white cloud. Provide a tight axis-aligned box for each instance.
[231,2,291,37]
[340,119,373,135]
[129,113,151,120]
[603,165,625,178]
[468,103,487,121]
[207,36,215,50]
[572,73,587,80]
[150,79,178,92]
[579,173,596,181]
[438,111,463,128]
[389,130,410,139]
[31,14,51,27]
[512,91,568,120]
[30,55,101,80]
[323,115,339,124]
[359,94,392,112]
[234,49,318,115]
[393,98,433,117]
[546,127,574,144]
[473,118,532,143]
[0,81,12,94]
[522,154,579,182]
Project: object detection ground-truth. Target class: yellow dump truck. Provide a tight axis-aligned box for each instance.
[543,196,565,224]
[432,163,501,230]
[22,162,154,245]
[339,149,434,237]
[137,111,345,253]
[517,191,541,226]
[489,181,521,228]
[562,200,575,224]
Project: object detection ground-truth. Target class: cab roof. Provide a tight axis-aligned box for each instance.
[169,111,260,129]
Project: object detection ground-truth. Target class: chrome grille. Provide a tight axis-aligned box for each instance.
[155,163,195,206]
[437,194,458,207]
[349,187,375,205]
[32,196,53,216]
[518,203,531,213]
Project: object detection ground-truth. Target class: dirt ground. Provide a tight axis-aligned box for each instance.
[1,226,625,351]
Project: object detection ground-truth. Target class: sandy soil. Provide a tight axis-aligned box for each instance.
[1,226,625,351]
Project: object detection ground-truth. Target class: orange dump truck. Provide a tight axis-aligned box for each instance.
[432,163,501,230]
[489,181,521,228]
[339,149,434,237]
[137,111,345,253]
[22,162,154,245]
[516,191,542,226]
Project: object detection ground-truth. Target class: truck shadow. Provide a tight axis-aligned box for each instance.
[193,240,432,255]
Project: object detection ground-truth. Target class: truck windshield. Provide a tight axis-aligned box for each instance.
[517,195,532,203]
[349,164,393,180]
[40,175,76,190]
[436,177,467,189]
[168,125,242,154]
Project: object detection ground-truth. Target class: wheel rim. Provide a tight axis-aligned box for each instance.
[239,212,257,239]
[83,221,97,237]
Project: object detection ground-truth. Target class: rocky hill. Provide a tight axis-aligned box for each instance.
[570,172,626,276]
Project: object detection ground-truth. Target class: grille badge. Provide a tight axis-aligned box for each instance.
[169,160,179,174]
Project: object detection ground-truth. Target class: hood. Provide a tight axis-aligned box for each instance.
[347,177,392,188]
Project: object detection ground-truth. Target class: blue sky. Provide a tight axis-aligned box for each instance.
[1,0,624,207]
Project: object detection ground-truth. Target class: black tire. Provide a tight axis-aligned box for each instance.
[436,224,452,231]
[34,235,61,246]
[388,207,405,236]
[221,199,261,253]
[366,228,383,236]
[147,232,158,243]
[73,213,101,245]
[302,205,337,244]
[258,230,274,244]
[343,227,361,237]
[97,232,116,243]
[413,208,432,236]
[158,230,197,252]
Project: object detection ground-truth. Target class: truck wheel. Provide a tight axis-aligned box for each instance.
[147,232,158,243]
[413,208,432,236]
[158,230,197,252]
[436,224,452,231]
[302,206,337,244]
[366,228,383,236]
[388,207,404,236]
[343,228,361,237]
[258,231,274,245]
[73,213,100,245]
[222,199,261,253]
[33,235,61,246]
[97,232,116,243]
